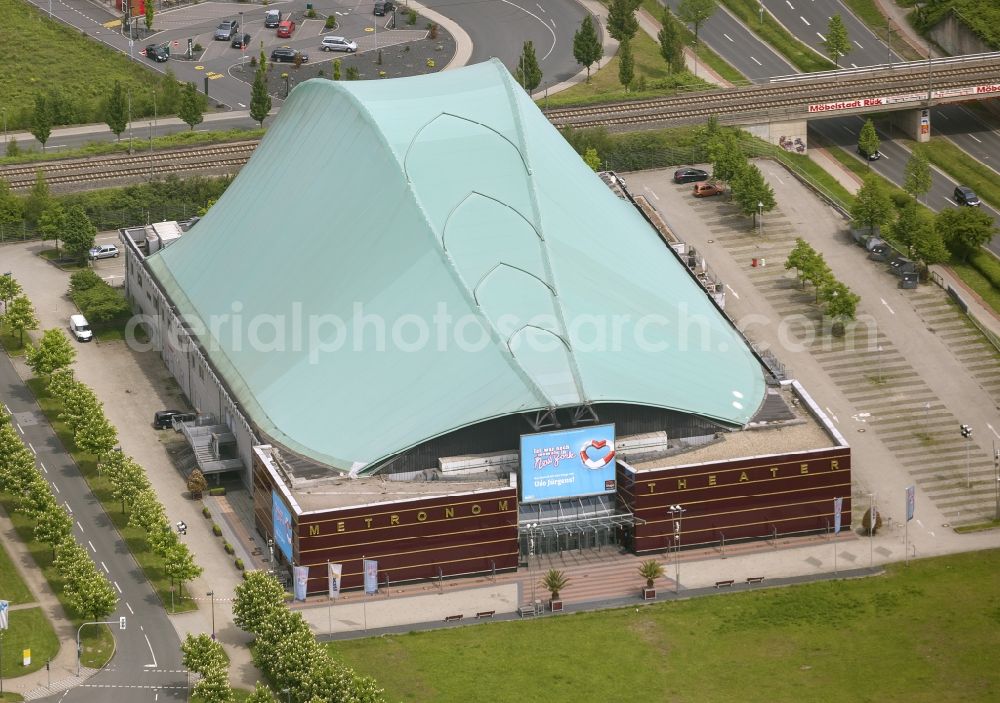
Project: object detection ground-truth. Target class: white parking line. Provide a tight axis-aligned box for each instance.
[40,462,47,473]
[28,442,35,454]
[77,521,84,531]
[536,2,545,11]
[101,561,110,574]
[65,502,72,514]
[825,407,839,423]
[750,56,762,66]
[800,16,810,26]
[970,134,982,143]
[816,32,825,42]
[880,298,895,315]
[15,422,23,433]
[724,33,734,42]
[987,423,1000,439]
[126,602,135,615]
[53,483,60,493]
[88,540,96,552]
[786,1,794,8]
[854,41,863,49]
[114,581,122,594]
[726,284,740,299]
[944,195,957,206]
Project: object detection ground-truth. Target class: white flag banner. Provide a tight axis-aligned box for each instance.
[328,563,343,599]
[0,599,8,630]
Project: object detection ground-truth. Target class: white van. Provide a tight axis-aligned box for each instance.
[69,314,93,342]
[265,9,282,27]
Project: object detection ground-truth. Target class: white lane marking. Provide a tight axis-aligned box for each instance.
[944,195,957,206]
[854,41,863,49]
[929,531,935,537]
[40,462,47,473]
[88,540,96,552]
[724,33,734,42]
[825,407,839,423]
[237,102,246,108]
[917,519,924,528]
[751,56,762,65]
[536,2,545,11]
[15,422,23,433]
[501,0,558,61]
[114,581,122,594]
[550,18,555,29]
[726,284,740,299]
[800,16,810,26]
[816,32,826,41]
[28,442,36,454]
[126,602,134,614]
[987,423,1000,439]
[65,502,72,514]
[53,482,60,493]
[850,63,858,68]
[144,633,158,668]
[880,299,895,315]
[938,111,950,120]
[970,134,982,143]
[786,0,794,8]
[77,520,84,531]
[101,561,109,574]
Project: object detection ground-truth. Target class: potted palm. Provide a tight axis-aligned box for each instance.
[542,569,568,612]
[639,559,664,600]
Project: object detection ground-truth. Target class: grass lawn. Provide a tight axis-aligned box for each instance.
[0,607,60,678]
[24,378,198,614]
[720,0,835,73]
[0,321,28,357]
[0,694,26,702]
[0,0,163,130]
[331,549,1000,702]
[191,688,252,703]
[917,136,1000,211]
[0,537,34,604]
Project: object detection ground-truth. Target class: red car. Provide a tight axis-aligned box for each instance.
[276,19,296,38]
[693,182,724,198]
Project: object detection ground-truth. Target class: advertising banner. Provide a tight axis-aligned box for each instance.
[363,559,379,595]
[833,496,843,534]
[272,490,293,562]
[328,563,343,599]
[293,564,309,601]
[0,600,8,630]
[520,424,617,503]
[906,485,915,522]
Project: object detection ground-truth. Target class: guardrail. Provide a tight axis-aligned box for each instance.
[769,51,1000,83]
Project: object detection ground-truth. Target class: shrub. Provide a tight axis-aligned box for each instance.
[324,16,337,29]
[212,523,222,537]
[306,8,317,18]
[427,22,438,40]
[235,558,245,570]
[224,542,234,554]
[202,506,211,518]
[193,43,203,53]
[969,250,1000,290]
[6,139,20,157]
[407,8,417,25]
[209,487,226,496]
[69,270,103,295]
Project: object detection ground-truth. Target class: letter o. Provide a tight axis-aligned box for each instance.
[417,511,427,522]
[471,504,482,515]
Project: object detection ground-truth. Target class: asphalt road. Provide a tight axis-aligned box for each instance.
[0,353,187,701]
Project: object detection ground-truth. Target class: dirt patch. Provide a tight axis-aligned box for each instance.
[629,616,671,657]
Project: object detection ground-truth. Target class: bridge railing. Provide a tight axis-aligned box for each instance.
[768,51,1000,84]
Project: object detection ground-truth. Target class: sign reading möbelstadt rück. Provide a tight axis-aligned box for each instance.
[520,424,617,503]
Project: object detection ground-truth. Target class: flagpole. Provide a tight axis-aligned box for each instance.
[328,561,333,636]
[904,493,909,567]
[362,555,367,633]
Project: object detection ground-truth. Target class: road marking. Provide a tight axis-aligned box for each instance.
[726,284,740,299]
[501,0,558,60]
[550,18,556,29]
[917,519,924,528]
[786,1,794,8]
[987,423,1000,439]
[237,102,246,108]
[144,633,158,667]
[929,531,935,537]
[101,561,109,574]
[724,33,734,42]
[800,16,810,26]
[88,540,96,552]
[40,461,47,473]
[114,580,122,594]
[816,32,825,42]
[850,63,858,68]
[944,195,957,206]
[537,2,545,10]
[854,41,864,49]
[126,602,134,615]
[970,134,982,143]
[750,56,762,66]
[880,298,895,315]
[28,442,35,454]
[825,407,839,423]
[53,482,60,493]
[15,422,23,433]
[77,521,84,531]
[64,502,72,514]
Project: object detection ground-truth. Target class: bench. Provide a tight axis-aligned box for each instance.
[714,579,735,588]
[746,576,765,585]
[475,610,495,619]
[518,605,537,618]
[443,614,463,622]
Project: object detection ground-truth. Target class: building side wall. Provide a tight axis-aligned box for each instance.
[253,454,520,593]
[619,447,851,552]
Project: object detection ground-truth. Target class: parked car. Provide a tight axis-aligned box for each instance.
[673,167,709,184]
[264,9,282,28]
[954,185,980,207]
[693,182,724,198]
[270,47,309,63]
[857,145,881,161]
[320,35,358,53]
[374,0,395,16]
[88,244,119,259]
[215,20,239,41]
[69,314,92,342]
[144,43,169,62]
[276,19,296,38]
[888,256,917,277]
[152,410,196,430]
[231,33,251,49]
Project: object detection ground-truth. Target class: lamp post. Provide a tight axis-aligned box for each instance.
[960,424,972,487]
[207,590,216,639]
[527,523,538,611]
[282,687,292,703]
[757,201,763,237]
[2,108,6,149]
[886,19,893,68]
[669,505,685,593]
[758,1,763,26]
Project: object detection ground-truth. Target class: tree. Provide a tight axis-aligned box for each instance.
[541,569,569,600]
[824,14,851,67]
[30,94,53,151]
[181,633,227,675]
[65,559,118,621]
[105,81,128,142]
[514,41,542,93]
[572,15,603,81]
[606,0,638,42]
[25,328,77,377]
[164,542,203,596]
[179,82,204,131]
[851,173,893,235]
[912,219,950,266]
[74,412,118,461]
[617,38,635,92]
[24,171,51,226]
[62,206,97,263]
[233,570,287,636]
[4,295,39,345]
[583,147,601,171]
[250,53,272,127]
[638,559,664,587]
[0,180,24,232]
[108,455,149,513]
[731,162,776,226]
[821,280,860,322]
[678,0,717,45]
[0,419,40,496]
[128,488,167,535]
[187,468,208,498]
[193,665,235,703]
[858,118,880,165]
[145,2,154,33]
[34,504,73,556]
[708,129,745,183]
[785,238,822,289]
[332,59,342,80]
[936,206,997,263]
[246,682,277,703]
[38,202,66,256]
[657,9,685,75]
[0,273,22,311]
[159,69,183,114]
[903,147,932,203]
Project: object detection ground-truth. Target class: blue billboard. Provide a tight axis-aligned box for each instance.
[520,424,617,503]
[272,490,293,562]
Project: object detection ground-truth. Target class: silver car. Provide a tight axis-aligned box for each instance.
[88,244,119,260]
[215,20,239,41]
[320,36,357,53]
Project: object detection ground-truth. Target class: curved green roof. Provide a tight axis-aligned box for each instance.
[148,59,766,473]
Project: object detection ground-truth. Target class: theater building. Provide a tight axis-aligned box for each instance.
[121,59,850,594]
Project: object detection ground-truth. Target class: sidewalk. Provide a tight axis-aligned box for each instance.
[541,0,619,97]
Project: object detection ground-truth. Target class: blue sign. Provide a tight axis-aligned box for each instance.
[906,485,915,522]
[293,565,309,601]
[520,424,617,503]
[833,496,843,534]
[363,559,379,595]
[272,490,293,562]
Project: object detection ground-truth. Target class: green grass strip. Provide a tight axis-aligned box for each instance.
[841,0,925,62]
[0,536,34,604]
[916,136,999,211]
[25,378,198,614]
[0,607,60,679]
[719,0,835,73]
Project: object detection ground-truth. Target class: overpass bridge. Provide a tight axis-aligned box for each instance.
[545,52,1000,152]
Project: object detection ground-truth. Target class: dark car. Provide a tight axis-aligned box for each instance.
[954,185,980,207]
[857,145,881,161]
[231,33,251,49]
[152,410,195,430]
[270,47,309,63]
[144,44,170,62]
[673,167,709,184]
[374,0,395,15]
[215,20,239,41]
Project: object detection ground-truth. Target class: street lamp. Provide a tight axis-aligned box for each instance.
[960,424,972,487]
[282,687,292,703]
[757,201,764,237]
[758,1,764,26]
[527,523,538,611]
[668,505,685,593]
[207,590,216,640]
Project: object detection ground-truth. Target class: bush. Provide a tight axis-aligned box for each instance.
[969,250,1000,290]
[193,43,203,53]
[212,523,222,537]
[306,8,317,18]
[325,16,336,29]
[209,486,226,496]
[224,542,234,555]
[407,8,417,25]
[427,22,438,40]
[73,284,131,325]
[69,270,103,295]
[235,558,245,570]
[202,506,211,519]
